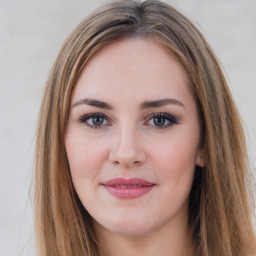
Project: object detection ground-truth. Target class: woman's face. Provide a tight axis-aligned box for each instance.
[65,38,203,237]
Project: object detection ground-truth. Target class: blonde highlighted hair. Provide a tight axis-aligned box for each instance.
[34,0,256,255]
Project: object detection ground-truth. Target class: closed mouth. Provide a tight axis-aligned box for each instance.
[101,178,155,199]
[106,184,153,188]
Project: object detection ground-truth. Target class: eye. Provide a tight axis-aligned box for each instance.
[145,113,178,128]
[78,113,111,128]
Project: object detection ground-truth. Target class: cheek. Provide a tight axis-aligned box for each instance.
[150,131,199,183]
[65,132,109,180]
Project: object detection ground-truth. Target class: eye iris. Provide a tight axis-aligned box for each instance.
[92,116,104,126]
[154,116,166,126]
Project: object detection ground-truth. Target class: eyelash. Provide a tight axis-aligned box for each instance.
[144,112,178,129]
[78,113,111,129]
[78,112,178,129]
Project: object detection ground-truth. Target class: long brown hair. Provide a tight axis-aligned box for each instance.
[34,0,256,255]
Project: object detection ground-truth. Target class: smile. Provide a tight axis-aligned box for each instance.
[101,178,155,199]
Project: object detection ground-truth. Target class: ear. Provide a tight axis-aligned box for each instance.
[196,148,204,167]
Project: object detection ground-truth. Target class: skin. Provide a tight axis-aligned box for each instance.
[65,38,203,256]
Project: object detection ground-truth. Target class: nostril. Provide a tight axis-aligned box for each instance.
[112,159,141,167]
[113,161,120,165]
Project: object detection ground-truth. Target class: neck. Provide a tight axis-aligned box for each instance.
[95,217,194,256]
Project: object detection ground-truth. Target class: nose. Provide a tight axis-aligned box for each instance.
[109,127,146,167]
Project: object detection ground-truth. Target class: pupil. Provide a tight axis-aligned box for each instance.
[154,117,165,126]
[92,116,103,126]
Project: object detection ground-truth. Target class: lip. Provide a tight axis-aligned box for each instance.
[101,178,155,199]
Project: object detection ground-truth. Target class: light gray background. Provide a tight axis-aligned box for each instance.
[1,0,255,255]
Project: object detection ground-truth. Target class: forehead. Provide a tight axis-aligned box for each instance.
[72,37,192,104]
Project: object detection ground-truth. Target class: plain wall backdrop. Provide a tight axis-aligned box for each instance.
[0,0,256,255]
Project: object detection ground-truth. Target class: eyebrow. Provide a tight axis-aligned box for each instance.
[140,98,185,109]
[72,98,185,110]
[72,98,113,110]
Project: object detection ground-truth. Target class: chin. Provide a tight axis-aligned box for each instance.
[114,223,151,237]
[94,213,155,237]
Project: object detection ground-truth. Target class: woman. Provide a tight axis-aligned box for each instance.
[34,0,256,255]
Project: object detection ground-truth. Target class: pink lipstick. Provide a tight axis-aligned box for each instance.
[101,178,155,199]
